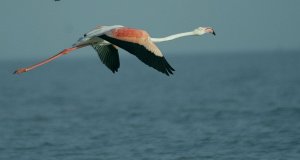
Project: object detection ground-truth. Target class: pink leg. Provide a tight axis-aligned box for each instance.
[14,47,80,74]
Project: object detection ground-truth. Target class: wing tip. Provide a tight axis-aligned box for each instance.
[111,68,119,73]
[162,57,175,76]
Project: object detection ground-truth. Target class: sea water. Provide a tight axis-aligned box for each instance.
[0,52,300,160]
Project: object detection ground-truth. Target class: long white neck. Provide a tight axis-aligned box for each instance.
[150,31,196,43]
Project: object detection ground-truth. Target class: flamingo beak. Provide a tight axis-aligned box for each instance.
[205,28,216,36]
[212,30,216,36]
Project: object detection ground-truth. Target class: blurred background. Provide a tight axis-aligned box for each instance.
[1,1,300,160]
[0,0,299,60]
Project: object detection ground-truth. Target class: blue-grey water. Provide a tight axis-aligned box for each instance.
[1,52,300,160]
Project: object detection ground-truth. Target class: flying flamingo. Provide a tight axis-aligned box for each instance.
[14,25,215,76]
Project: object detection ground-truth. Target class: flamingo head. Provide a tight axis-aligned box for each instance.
[194,27,216,36]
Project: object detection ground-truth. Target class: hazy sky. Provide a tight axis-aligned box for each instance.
[1,0,300,60]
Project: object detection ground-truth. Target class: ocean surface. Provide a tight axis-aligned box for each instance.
[0,52,300,160]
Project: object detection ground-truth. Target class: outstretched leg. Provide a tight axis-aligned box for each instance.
[14,47,80,74]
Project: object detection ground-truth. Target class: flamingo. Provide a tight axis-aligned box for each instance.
[14,25,215,76]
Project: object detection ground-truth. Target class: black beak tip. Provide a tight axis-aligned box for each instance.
[212,31,216,36]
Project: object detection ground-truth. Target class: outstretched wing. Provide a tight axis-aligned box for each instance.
[100,28,175,76]
[92,44,120,73]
